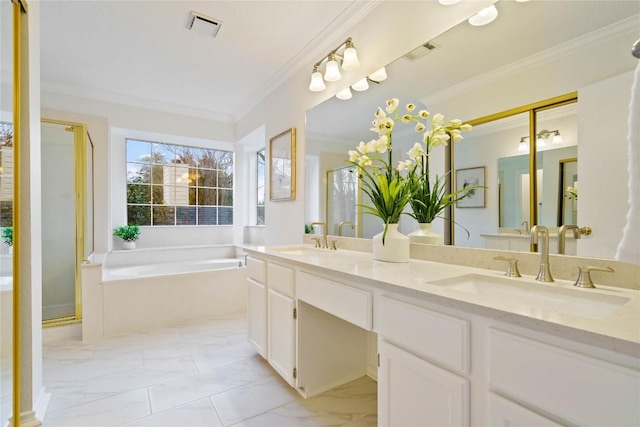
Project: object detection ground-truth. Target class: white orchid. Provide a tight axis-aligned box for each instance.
[357,141,369,155]
[397,160,413,172]
[406,103,416,112]
[401,114,412,123]
[418,110,430,119]
[375,107,386,119]
[415,122,425,132]
[385,98,399,113]
[407,142,425,161]
[348,150,359,162]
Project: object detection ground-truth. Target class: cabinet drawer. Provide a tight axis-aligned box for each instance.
[246,257,266,283]
[268,263,295,297]
[378,295,470,374]
[489,329,640,426]
[297,271,372,330]
[488,393,561,427]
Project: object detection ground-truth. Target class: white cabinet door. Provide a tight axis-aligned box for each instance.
[247,278,267,358]
[488,393,562,426]
[378,340,469,427]
[267,288,296,386]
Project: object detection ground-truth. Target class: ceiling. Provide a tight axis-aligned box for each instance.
[39,0,377,122]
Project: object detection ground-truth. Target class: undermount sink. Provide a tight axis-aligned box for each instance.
[429,274,630,320]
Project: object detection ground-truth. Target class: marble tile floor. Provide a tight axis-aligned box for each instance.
[42,316,377,426]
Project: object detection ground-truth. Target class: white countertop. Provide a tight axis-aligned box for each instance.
[243,244,640,358]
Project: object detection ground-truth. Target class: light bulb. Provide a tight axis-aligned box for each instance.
[336,87,352,100]
[324,55,342,82]
[369,67,388,82]
[438,0,461,4]
[468,5,498,26]
[518,137,528,152]
[342,47,359,70]
[351,78,369,92]
[552,131,562,144]
[309,70,326,91]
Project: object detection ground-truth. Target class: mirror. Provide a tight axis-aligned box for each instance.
[305,0,639,259]
[326,166,358,237]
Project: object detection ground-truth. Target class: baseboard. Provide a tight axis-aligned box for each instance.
[42,323,82,344]
[34,387,51,424]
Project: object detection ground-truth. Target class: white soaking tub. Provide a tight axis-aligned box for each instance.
[82,245,247,341]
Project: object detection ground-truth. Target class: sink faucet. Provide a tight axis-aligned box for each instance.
[309,221,327,248]
[521,220,529,235]
[338,221,355,236]
[530,225,554,282]
[558,224,581,255]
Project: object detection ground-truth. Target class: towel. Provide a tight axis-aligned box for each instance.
[615,61,640,264]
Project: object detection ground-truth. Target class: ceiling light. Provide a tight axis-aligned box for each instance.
[307,37,360,92]
[369,67,388,82]
[352,78,369,92]
[309,66,326,91]
[324,54,342,82]
[438,0,461,4]
[468,5,498,26]
[336,87,352,100]
[341,39,360,70]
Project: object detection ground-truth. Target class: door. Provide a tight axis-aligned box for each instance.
[378,340,469,427]
[247,278,267,357]
[267,288,296,386]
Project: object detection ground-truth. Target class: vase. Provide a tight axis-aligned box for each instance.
[123,241,136,250]
[408,222,444,245]
[372,223,410,263]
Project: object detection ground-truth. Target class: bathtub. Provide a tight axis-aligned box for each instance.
[82,245,247,341]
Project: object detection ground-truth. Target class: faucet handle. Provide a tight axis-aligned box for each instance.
[311,237,322,248]
[493,256,522,277]
[574,266,614,289]
[329,239,339,250]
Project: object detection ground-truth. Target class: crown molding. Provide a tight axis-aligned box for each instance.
[423,14,640,107]
[41,80,236,123]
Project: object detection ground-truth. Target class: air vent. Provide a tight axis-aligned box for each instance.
[187,11,222,38]
[403,42,440,61]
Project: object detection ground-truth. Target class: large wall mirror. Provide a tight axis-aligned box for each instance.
[305,0,639,260]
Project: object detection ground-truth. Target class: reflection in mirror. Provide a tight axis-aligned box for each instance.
[326,166,358,237]
[559,159,578,226]
[306,0,639,260]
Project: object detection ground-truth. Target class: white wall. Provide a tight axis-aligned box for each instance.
[578,71,634,258]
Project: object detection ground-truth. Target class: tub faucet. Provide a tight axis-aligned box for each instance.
[309,221,327,248]
[558,224,581,255]
[530,225,554,282]
[338,221,355,236]
[521,220,529,235]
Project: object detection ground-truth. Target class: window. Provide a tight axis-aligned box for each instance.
[0,123,13,227]
[256,149,265,225]
[126,139,233,226]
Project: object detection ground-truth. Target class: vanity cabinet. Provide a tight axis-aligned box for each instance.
[487,393,561,427]
[266,263,297,386]
[246,257,267,357]
[377,295,470,426]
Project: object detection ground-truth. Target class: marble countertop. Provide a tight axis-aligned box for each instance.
[243,244,640,358]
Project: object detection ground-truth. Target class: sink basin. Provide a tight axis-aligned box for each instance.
[429,274,630,320]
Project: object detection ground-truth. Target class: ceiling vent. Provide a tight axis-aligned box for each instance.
[403,42,440,61]
[187,11,222,38]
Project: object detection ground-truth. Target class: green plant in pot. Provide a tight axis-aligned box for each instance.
[2,227,12,249]
[113,225,140,250]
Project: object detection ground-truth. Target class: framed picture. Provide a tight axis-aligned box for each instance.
[456,166,485,208]
[269,127,296,201]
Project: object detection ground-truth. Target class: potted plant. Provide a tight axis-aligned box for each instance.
[2,227,12,253]
[113,225,141,250]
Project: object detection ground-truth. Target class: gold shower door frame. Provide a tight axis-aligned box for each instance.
[40,118,89,327]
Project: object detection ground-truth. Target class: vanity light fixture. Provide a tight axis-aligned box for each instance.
[519,129,561,149]
[336,87,353,100]
[308,37,360,91]
[438,0,461,4]
[369,67,388,82]
[468,5,498,26]
[518,137,529,152]
[351,78,370,92]
[552,130,562,144]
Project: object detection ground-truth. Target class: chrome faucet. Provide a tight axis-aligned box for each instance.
[521,220,529,235]
[530,225,554,282]
[338,221,355,237]
[558,224,581,255]
[309,221,327,248]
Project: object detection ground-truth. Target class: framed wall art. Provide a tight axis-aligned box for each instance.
[456,166,485,208]
[269,127,296,201]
